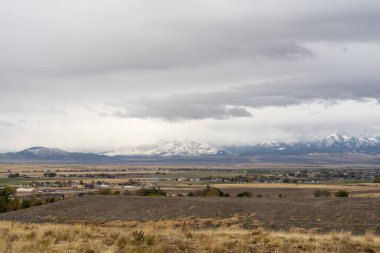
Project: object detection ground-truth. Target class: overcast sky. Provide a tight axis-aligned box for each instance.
[1,0,380,152]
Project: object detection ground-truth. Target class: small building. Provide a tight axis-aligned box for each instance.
[98,184,111,189]
[15,188,37,197]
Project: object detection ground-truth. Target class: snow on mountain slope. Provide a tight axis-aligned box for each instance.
[2,133,380,162]
[1,146,113,162]
[317,134,380,148]
[225,133,380,155]
[19,147,69,157]
[106,141,231,157]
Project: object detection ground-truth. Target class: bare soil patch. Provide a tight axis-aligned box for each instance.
[1,196,379,235]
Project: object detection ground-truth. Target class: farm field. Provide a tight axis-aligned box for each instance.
[0,163,340,173]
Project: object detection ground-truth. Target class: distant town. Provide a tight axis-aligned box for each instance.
[1,166,379,201]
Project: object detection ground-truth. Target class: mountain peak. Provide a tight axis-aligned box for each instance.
[105,141,232,157]
[20,147,69,157]
[226,133,380,155]
[325,133,351,141]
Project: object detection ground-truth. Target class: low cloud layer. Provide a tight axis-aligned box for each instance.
[109,76,380,120]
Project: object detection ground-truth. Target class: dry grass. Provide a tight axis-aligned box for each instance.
[0,218,379,253]
[353,193,380,198]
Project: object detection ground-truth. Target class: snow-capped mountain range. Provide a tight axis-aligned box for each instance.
[105,141,231,157]
[225,133,380,155]
[1,134,380,163]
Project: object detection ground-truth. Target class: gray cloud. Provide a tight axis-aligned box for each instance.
[1,0,380,149]
[112,100,252,121]
[109,76,380,120]
[1,0,379,78]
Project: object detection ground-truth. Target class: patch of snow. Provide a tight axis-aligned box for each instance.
[106,141,231,157]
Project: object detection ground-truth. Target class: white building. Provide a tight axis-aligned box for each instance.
[15,188,37,197]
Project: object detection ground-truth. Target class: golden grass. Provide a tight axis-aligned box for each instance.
[0,218,379,253]
[352,193,380,198]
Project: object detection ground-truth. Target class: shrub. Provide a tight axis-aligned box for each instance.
[47,198,56,203]
[43,172,57,178]
[132,231,144,242]
[2,186,15,197]
[374,175,380,183]
[187,192,194,197]
[8,173,20,178]
[94,188,122,196]
[194,185,229,197]
[0,196,7,213]
[0,191,57,213]
[95,189,112,195]
[236,191,252,197]
[134,187,167,196]
[335,190,349,197]
[21,199,30,209]
[314,189,331,197]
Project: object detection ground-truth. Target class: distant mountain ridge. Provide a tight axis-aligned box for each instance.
[105,141,232,157]
[0,134,380,164]
[17,147,69,158]
[0,142,233,163]
[0,146,112,163]
[225,133,380,155]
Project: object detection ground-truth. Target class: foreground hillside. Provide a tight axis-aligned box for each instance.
[0,220,379,253]
[1,196,380,234]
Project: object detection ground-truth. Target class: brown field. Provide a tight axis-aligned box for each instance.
[1,196,380,235]
[161,182,380,199]
[1,219,380,253]
[212,183,380,198]
[214,183,380,190]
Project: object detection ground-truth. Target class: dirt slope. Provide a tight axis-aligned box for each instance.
[1,196,379,234]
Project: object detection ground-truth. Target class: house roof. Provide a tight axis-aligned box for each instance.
[16,188,36,193]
